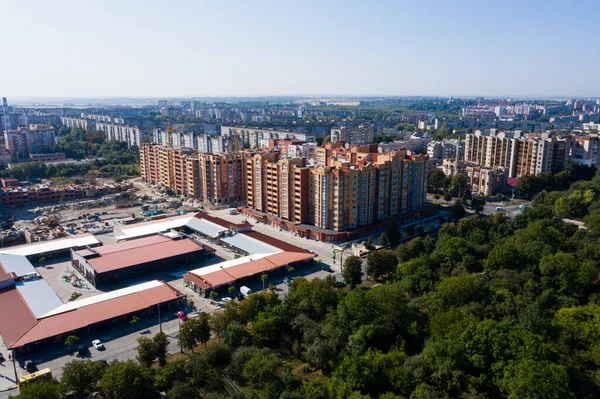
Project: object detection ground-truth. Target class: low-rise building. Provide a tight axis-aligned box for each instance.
[0,182,132,207]
[71,233,214,288]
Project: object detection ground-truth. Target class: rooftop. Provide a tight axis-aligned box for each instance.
[185,250,315,290]
[10,280,182,349]
[113,212,251,241]
[75,234,206,274]
[0,233,101,257]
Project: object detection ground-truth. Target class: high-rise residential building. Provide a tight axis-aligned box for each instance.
[244,153,310,224]
[95,122,149,148]
[464,130,569,178]
[4,125,56,157]
[140,144,244,206]
[330,125,375,144]
[242,146,428,239]
[2,98,12,131]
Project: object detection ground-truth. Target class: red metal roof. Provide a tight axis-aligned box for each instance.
[193,212,244,229]
[0,287,38,348]
[241,230,313,254]
[188,251,315,289]
[77,235,205,274]
[10,281,182,349]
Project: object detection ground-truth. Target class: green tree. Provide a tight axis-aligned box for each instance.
[64,335,79,349]
[210,311,229,341]
[343,256,363,288]
[261,272,268,290]
[178,317,199,352]
[166,381,197,399]
[366,250,397,279]
[153,332,169,366]
[136,336,155,367]
[429,169,450,193]
[451,199,466,220]
[197,313,212,347]
[60,359,107,397]
[100,360,153,399]
[498,358,574,399]
[379,232,390,247]
[223,321,250,347]
[11,381,61,399]
[451,173,468,198]
[130,315,141,328]
[470,195,486,214]
[538,252,596,295]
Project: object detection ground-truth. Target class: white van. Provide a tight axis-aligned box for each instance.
[240,286,252,298]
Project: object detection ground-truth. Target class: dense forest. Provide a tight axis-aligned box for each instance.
[13,172,600,399]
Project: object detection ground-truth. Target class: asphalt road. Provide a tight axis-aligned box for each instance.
[0,313,186,398]
[482,200,530,218]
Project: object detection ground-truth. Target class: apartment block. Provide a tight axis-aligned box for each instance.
[221,126,315,148]
[139,144,244,206]
[569,135,600,166]
[152,129,232,153]
[243,146,428,235]
[60,116,95,130]
[464,130,569,178]
[464,166,507,197]
[330,125,375,144]
[244,152,309,224]
[95,122,149,148]
[4,125,56,157]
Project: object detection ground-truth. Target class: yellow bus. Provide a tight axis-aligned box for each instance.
[18,368,52,389]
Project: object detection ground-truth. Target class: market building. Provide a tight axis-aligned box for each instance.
[71,233,215,288]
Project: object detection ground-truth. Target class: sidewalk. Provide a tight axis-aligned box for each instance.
[0,337,18,392]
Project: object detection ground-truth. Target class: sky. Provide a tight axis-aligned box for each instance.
[1,0,599,98]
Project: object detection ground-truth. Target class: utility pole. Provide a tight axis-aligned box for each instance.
[158,299,162,333]
[12,351,17,383]
[179,321,183,353]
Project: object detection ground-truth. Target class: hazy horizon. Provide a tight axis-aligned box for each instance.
[2,0,599,98]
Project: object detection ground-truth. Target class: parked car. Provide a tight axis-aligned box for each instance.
[221,297,233,303]
[92,340,104,350]
[321,264,334,273]
[95,359,108,365]
[176,311,188,321]
[496,207,506,212]
[240,286,252,298]
[24,360,36,372]
[77,345,88,356]
[334,280,346,288]
[283,277,291,286]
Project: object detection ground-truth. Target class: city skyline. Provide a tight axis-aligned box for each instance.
[2,0,599,98]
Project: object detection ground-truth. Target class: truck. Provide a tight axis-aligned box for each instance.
[240,286,252,298]
[519,205,528,213]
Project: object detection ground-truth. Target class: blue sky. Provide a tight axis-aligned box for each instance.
[2,0,598,98]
